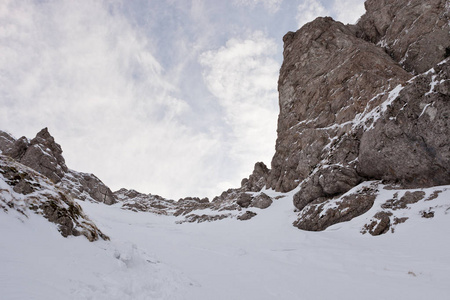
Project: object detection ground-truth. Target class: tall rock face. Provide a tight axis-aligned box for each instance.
[267,17,411,193]
[267,0,449,230]
[358,62,450,187]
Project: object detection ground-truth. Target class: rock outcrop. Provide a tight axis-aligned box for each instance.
[115,162,279,223]
[0,131,15,153]
[2,128,69,183]
[0,155,108,241]
[60,170,117,205]
[357,61,450,187]
[266,0,450,231]
[267,16,411,193]
[0,129,117,205]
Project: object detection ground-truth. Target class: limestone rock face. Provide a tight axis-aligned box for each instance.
[358,61,450,187]
[268,0,450,231]
[267,17,411,193]
[357,0,450,74]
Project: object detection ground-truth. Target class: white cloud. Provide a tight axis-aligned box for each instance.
[331,0,365,24]
[233,0,283,13]
[199,31,279,185]
[295,0,366,29]
[296,0,329,28]
[0,0,226,199]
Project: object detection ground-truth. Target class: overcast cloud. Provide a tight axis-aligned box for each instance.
[0,0,365,200]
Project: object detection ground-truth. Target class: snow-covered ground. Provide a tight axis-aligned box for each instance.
[1,186,450,299]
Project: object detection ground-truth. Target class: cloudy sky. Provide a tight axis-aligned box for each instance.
[0,0,365,200]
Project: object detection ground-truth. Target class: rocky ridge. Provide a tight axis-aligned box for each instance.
[0,128,277,225]
[114,161,280,223]
[0,155,108,241]
[1,0,448,237]
[0,128,117,206]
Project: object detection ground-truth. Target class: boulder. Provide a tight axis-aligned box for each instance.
[250,193,273,209]
[237,211,257,221]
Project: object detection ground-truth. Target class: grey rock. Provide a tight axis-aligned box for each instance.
[114,188,176,214]
[250,192,273,209]
[4,128,68,183]
[4,137,29,161]
[265,0,449,232]
[60,171,117,205]
[241,162,270,192]
[12,179,35,195]
[0,131,16,153]
[0,155,108,241]
[293,166,362,211]
[356,0,450,74]
[358,61,450,187]
[173,197,210,216]
[421,210,435,218]
[237,211,257,221]
[381,191,426,210]
[177,213,230,224]
[236,193,252,208]
[362,211,392,236]
[1,128,118,205]
[294,183,377,231]
[267,16,410,193]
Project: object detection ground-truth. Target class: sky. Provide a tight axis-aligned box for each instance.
[0,0,365,200]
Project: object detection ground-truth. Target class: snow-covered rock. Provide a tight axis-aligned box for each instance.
[0,155,108,241]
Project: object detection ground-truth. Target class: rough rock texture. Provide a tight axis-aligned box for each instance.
[241,162,270,192]
[356,0,450,74]
[114,188,177,215]
[381,191,426,210]
[176,213,231,224]
[0,129,117,205]
[60,170,117,205]
[237,211,257,221]
[294,183,377,231]
[3,128,69,183]
[250,192,273,209]
[267,17,411,193]
[358,61,450,187]
[115,162,278,223]
[0,131,15,153]
[266,0,449,232]
[362,211,392,235]
[0,155,108,241]
[359,185,449,236]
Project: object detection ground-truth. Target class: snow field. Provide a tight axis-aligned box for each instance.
[1,184,449,299]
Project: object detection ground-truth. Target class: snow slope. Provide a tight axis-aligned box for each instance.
[1,186,450,299]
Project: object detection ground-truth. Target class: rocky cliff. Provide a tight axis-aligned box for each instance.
[267,0,449,231]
